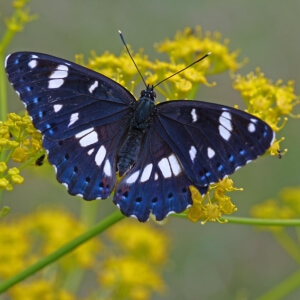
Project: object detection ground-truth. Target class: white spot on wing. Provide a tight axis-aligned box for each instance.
[28,60,38,69]
[4,54,11,68]
[104,159,112,176]
[79,131,98,147]
[88,81,99,93]
[218,126,231,141]
[158,158,172,178]
[154,172,159,180]
[87,148,95,155]
[270,131,276,146]
[62,182,69,189]
[48,79,64,89]
[140,164,153,182]
[248,122,256,133]
[95,145,106,167]
[168,154,182,176]
[219,111,232,131]
[68,112,79,127]
[191,108,198,122]
[130,214,138,220]
[166,211,176,217]
[189,145,197,162]
[49,65,69,79]
[126,170,140,184]
[53,104,63,112]
[75,127,94,138]
[207,147,215,159]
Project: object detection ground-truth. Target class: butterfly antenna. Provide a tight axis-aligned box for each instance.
[153,52,211,88]
[118,30,147,88]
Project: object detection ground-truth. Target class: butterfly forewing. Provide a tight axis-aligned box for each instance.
[155,100,275,187]
[5,52,135,200]
[5,52,135,139]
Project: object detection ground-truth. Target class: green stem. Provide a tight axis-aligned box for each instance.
[273,231,300,264]
[256,269,300,300]
[173,213,300,227]
[0,210,125,294]
[0,13,19,123]
[0,50,7,122]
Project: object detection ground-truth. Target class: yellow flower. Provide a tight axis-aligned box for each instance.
[108,219,169,264]
[188,179,241,223]
[0,113,43,191]
[9,280,75,300]
[0,222,31,277]
[12,147,27,162]
[233,69,298,131]
[155,26,244,72]
[22,209,102,270]
[99,256,166,300]
[0,162,8,173]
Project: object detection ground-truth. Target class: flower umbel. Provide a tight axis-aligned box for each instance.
[233,68,299,155]
[0,113,43,192]
[188,178,241,223]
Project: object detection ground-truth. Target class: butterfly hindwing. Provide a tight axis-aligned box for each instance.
[43,118,130,199]
[155,100,274,187]
[114,126,208,222]
[5,52,136,200]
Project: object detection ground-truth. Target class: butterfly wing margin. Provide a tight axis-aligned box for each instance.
[155,100,275,187]
[113,126,208,222]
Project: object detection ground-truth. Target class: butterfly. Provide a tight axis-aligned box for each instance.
[5,51,274,222]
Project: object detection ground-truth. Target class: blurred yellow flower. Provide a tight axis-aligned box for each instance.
[108,220,169,264]
[10,280,75,300]
[99,256,166,300]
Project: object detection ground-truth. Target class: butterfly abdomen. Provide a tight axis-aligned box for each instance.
[117,128,145,176]
[117,94,155,176]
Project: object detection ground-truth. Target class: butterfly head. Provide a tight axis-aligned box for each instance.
[140,85,156,102]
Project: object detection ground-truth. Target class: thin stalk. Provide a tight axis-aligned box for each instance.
[173,213,300,227]
[256,269,300,300]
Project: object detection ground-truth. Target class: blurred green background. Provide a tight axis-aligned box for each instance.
[1,0,300,299]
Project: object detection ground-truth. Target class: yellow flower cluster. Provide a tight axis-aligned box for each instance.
[188,178,241,223]
[82,26,242,101]
[233,68,298,155]
[99,220,169,300]
[9,280,74,300]
[4,0,37,34]
[0,113,43,191]
[155,26,244,73]
[0,209,169,300]
[251,187,300,224]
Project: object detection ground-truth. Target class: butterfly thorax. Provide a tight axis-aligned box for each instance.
[117,86,156,176]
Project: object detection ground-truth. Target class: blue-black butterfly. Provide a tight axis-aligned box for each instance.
[5,39,274,222]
